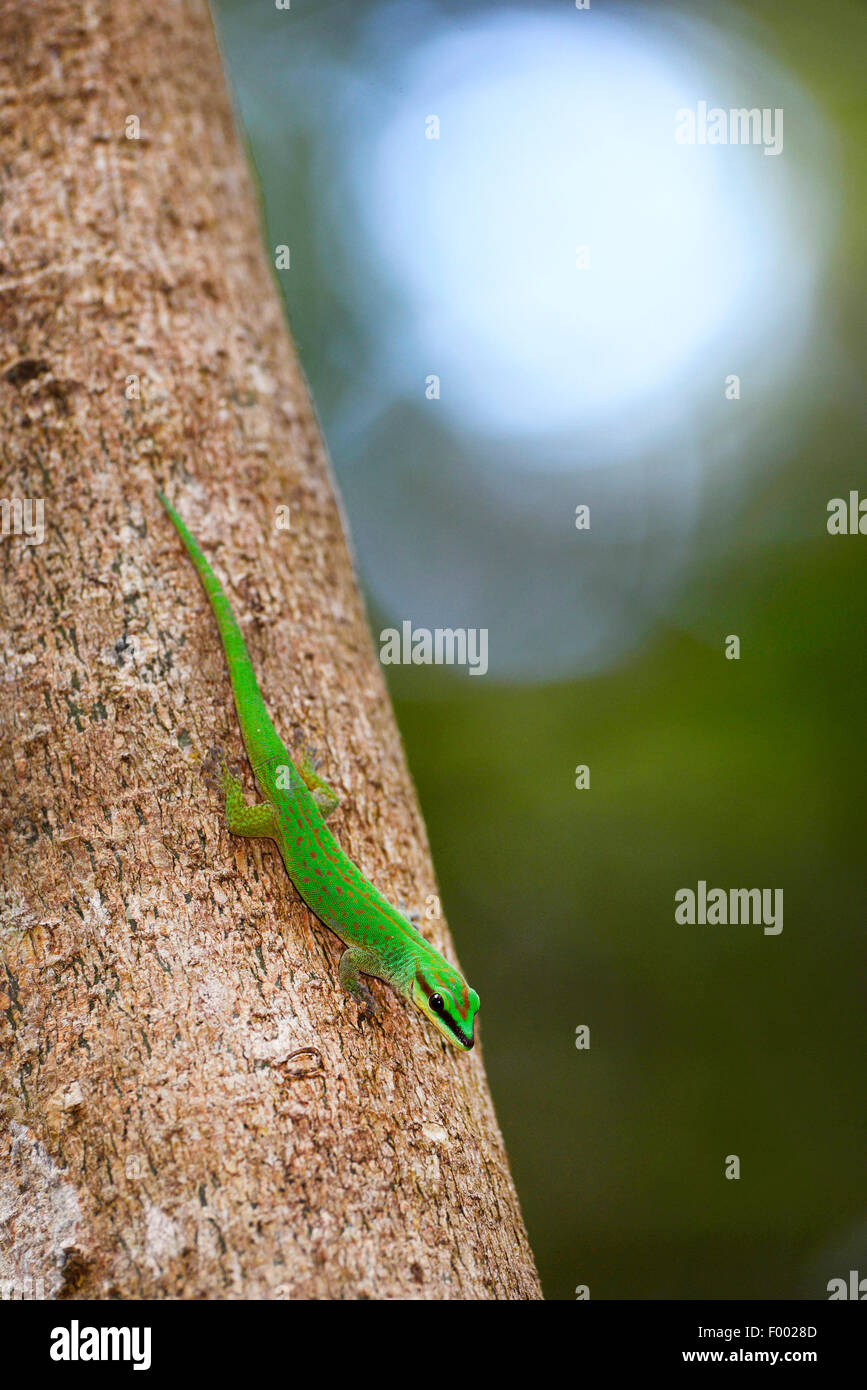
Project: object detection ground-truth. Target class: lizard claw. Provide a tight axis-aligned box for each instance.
[355,984,378,1020]
[292,727,321,773]
[202,745,243,791]
[202,745,225,791]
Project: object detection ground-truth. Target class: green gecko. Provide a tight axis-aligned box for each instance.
[157,491,479,1051]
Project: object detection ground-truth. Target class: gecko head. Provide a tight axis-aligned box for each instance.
[412,965,479,1051]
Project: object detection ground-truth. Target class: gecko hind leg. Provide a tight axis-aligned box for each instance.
[338,947,381,1019]
[200,748,277,839]
[224,773,277,839]
[292,731,340,817]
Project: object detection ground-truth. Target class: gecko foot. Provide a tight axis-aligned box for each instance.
[338,947,380,1019]
[291,728,321,771]
[202,745,242,793]
[355,982,379,1021]
[201,746,224,791]
[291,728,340,817]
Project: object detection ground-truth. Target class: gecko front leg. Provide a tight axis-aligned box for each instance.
[338,947,382,1019]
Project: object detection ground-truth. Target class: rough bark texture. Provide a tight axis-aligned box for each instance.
[0,0,540,1300]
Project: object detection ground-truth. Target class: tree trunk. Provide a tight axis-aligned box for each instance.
[0,0,540,1300]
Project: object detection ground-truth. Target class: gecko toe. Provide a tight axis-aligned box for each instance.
[357,987,378,1020]
[202,746,224,790]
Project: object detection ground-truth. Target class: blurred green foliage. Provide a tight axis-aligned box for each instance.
[393,525,867,1297]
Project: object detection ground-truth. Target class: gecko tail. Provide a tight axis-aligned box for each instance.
[156,489,282,759]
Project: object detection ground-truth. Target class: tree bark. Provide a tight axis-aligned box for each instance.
[0,0,540,1300]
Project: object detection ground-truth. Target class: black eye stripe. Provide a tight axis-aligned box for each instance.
[439,1010,474,1048]
[416,970,475,1047]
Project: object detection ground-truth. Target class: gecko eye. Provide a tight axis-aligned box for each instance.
[429,993,444,1012]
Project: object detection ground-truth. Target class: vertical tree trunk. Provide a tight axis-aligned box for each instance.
[0,0,540,1299]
